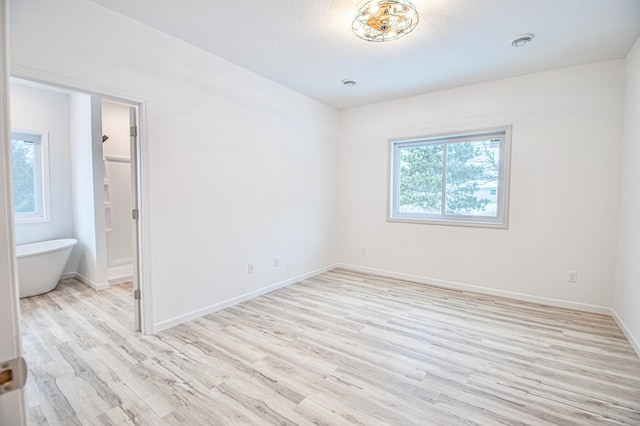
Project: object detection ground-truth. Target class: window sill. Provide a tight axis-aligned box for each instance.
[387,216,508,229]
[14,216,51,225]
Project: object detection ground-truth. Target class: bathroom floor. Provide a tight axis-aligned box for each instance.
[19,271,640,425]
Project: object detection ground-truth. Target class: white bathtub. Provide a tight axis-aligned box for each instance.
[16,238,77,298]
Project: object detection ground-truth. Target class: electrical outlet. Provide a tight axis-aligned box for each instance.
[248,263,255,274]
[361,246,367,255]
[568,270,577,282]
[274,257,280,268]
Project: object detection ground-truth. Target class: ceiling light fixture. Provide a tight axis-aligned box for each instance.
[352,0,419,42]
[511,33,534,47]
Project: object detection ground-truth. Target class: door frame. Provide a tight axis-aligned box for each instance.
[10,66,154,335]
[129,104,142,332]
[0,0,28,422]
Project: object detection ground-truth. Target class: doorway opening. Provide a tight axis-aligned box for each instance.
[9,77,146,332]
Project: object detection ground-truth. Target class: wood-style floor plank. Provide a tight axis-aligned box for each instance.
[20,269,640,425]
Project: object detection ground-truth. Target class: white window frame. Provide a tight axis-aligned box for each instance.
[10,129,51,223]
[388,126,512,229]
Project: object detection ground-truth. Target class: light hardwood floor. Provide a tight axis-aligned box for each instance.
[20,269,640,425]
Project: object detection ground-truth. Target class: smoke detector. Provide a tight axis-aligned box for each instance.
[511,33,534,47]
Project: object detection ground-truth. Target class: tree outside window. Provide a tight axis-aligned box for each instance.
[390,128,511,228]
[10,131,50,222]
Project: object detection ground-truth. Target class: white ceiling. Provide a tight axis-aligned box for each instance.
[87,0,640,110]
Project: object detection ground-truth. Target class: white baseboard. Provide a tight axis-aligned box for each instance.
[108,275,133,285]
[152,264,338,333]
[336,263,612,315]
[107,263,134,285]
[62,272,109,291]
[611,309,640,358]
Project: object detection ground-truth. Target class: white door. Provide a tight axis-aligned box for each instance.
[0,0,28,423]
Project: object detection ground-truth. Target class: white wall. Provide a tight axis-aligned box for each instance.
[102,100,131,158]
[338,61,624,310]
[9,83,74,250]
[9,0,338,329]
[614,36,640,353]
[69,93,108,288]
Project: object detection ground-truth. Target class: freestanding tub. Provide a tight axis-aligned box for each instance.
[16,238,77,298]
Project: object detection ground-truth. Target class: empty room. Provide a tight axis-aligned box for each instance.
[0,0,639,425]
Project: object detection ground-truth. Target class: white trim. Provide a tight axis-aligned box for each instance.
[107,262,133,285]
[63,272,109,291]
[11,66,154,335]
[11,65,148,105]
[60,272,76,280]
[137,100,153,335]
[63,270,128,287]
[104,155,130,164]
[387,216,508,229]
[108,275,133,285]
[152,264,338,333]
[611,309,640,358]
[0,0,28,422]
[336,263,612,315]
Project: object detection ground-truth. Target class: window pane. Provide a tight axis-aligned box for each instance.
[445,139,500,217]
[390,129,510,228]
[11,135,38,214]
[398,144,443,214]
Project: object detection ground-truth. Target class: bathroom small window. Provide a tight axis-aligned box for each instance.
[10,130,51,223]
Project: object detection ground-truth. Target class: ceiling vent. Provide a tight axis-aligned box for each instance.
[511,33,535,47]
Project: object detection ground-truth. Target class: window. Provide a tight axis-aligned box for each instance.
[389,127,511,228]
[10,130,50,223]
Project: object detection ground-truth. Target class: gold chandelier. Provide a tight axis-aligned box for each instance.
[352,0,419,42]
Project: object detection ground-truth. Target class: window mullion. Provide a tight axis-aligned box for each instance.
[441,143,447,216]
